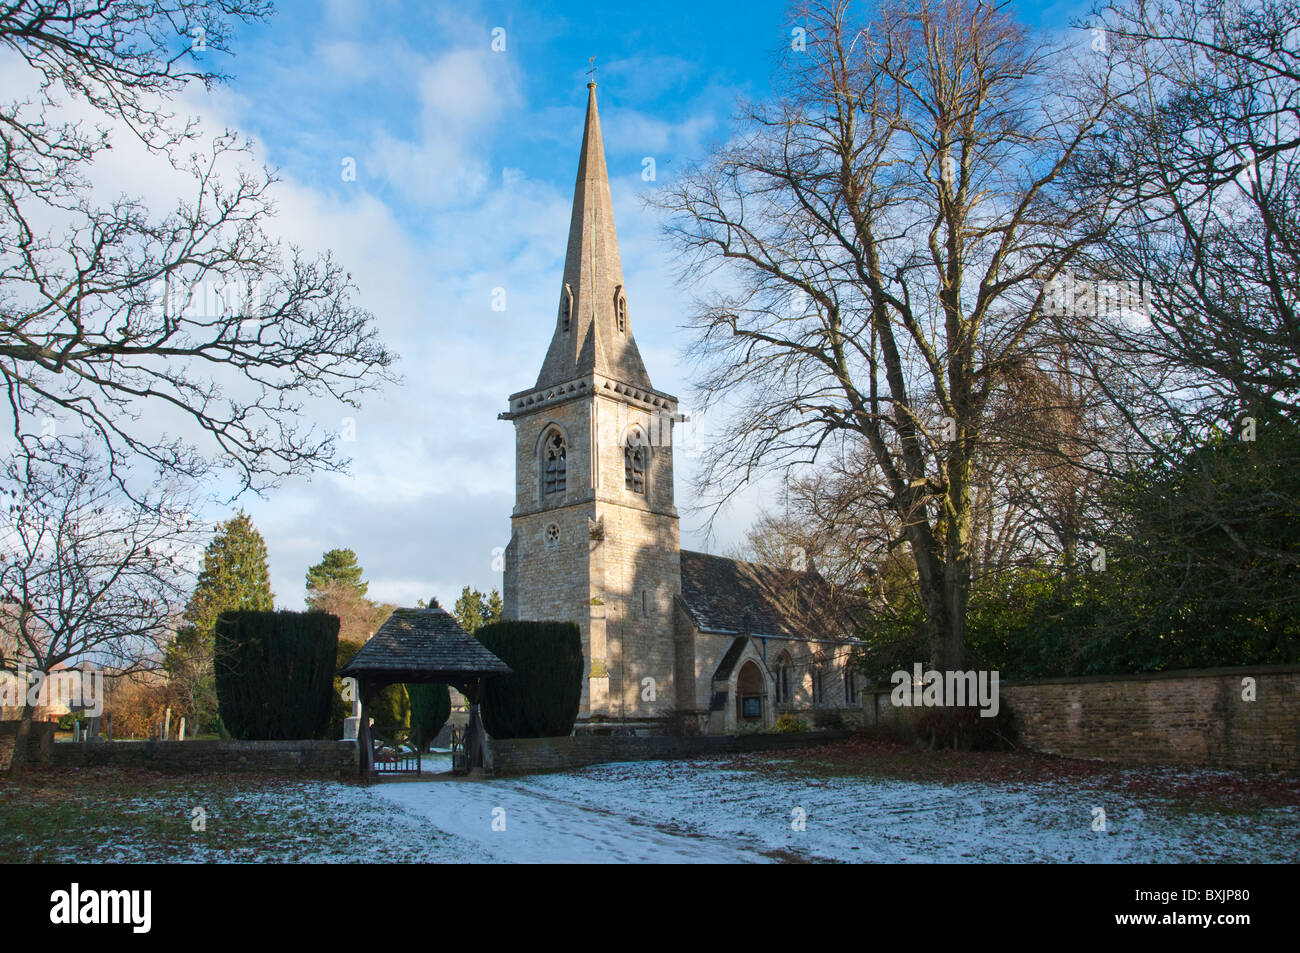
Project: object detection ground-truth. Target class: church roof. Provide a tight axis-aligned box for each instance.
[678,550,860,643]
[534,83,653,392]
[339,609,511,683]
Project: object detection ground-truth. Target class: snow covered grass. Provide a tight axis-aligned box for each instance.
[512,756,1300,862]
[4,744,1296,863]
[363,743,1299,863]
[0,767,491,863]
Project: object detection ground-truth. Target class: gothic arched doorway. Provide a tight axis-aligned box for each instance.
[736,660,766,727]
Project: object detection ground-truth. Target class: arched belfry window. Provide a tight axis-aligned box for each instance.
[560,283,573,332]
[614,285,627,333]
[543,430,567,496]
[623,425,646,494]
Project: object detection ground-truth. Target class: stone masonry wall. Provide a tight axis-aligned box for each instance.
[589,393,681,723]
[0,721,55,770]
[599,500,680,721]
[34,739,358,775]
[1003,666,1298,772]
[507,397,596,712]
[866,665,1299,772]
[505,389,681,724]
[491,730,852,777]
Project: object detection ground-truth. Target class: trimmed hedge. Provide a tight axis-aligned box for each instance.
[369,683,410,736]
[214,610,339,740]
[407,683,451,749]
[475,620,582,739]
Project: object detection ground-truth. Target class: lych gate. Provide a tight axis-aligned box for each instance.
[339,608,511,778]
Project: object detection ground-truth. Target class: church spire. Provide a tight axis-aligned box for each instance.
[535,81,652,391]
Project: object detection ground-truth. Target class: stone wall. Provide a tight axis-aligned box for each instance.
[490,729,852,777]
[0,721,56,769]
[38,739,358,775]
[867,664,1299,772]
[1004,666,1298,772]
[505,388,683,725]
[505,396,597,715]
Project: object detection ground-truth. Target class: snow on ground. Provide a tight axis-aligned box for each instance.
[367,758,1300,863]
[374,772,773,863]
[172,781,498,864]
[15,780,497,864]
[14,755,1290,862]
[376,750,769,862]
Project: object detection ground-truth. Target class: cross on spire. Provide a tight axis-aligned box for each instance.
[588,56,597,87]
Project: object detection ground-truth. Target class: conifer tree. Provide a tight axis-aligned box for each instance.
[168,511,273,733]
[183,511,274,643]
[305,549,368,606]
[453,586,502,634]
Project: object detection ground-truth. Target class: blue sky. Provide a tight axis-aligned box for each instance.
[158,0,1092,609]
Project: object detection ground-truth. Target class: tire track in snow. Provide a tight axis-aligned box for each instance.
[371,779,776,863]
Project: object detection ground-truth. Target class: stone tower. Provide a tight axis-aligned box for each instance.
[501,82,681,726]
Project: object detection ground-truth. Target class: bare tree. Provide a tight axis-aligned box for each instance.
[0,442,197,776]
[658,0,1119,669]
[1053,0,1300,635]
[737,357,1124,655]
[1070,0,1300,434]
[308,580,394,645]
[0,0,396,495]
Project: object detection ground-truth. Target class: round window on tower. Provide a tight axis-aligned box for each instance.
[544,522,561,547]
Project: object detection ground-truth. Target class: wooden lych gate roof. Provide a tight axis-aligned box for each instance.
[339,608,511,684]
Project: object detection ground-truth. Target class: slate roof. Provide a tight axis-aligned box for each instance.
[678,550,858,643]
[338,609,511,682]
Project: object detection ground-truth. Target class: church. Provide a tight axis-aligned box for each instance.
[500,81,863,735]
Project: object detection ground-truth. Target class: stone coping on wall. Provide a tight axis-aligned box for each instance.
[997,663,1300,687]
[490,730,854,777]
[42,738,359,775]
[856,663,1300,695]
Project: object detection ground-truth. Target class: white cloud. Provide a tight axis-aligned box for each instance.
[1,21,759,614]
[369,46,522,206]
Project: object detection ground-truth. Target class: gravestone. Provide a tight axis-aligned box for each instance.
[342,695,361,740]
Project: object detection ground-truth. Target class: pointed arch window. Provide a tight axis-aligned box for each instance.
[561,283,573,333]
[775,651,792,705]
[811,653,826,705]
[623,426,646,494]
[543,430,567,495]
[614,285,627,333]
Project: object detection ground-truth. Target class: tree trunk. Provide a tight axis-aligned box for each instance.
[909,526,965,672]
[7,701,36,780]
